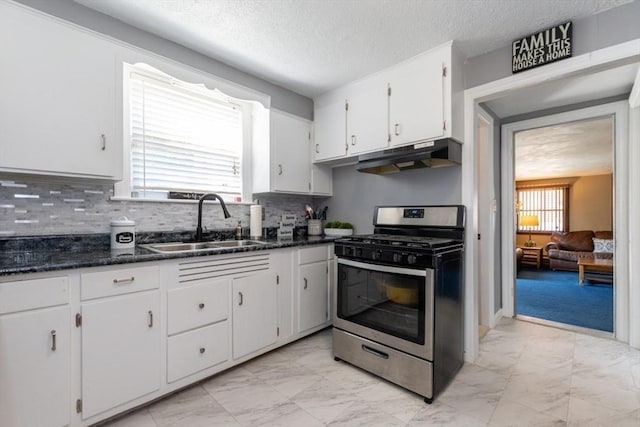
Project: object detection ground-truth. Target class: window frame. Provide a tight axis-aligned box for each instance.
[516,184,570,233]
[114,61,264,203]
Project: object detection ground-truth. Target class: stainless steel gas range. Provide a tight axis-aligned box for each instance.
[332,205,465,403]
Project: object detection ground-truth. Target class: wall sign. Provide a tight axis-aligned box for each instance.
[512,21,572,73]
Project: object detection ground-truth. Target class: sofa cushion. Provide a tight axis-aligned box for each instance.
[593,238,614,253]
[549,231,595,252]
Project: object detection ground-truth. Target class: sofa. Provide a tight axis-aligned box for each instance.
[544,230,613,271]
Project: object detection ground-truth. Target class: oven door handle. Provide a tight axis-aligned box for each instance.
[337,258,427,277]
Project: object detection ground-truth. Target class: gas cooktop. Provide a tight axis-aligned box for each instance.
[337,234,460,250]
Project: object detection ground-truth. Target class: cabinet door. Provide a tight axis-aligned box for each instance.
[311,163,333,195]
[82,291,160,419]
[388,50,446,147]
[298,261,329,333]
[0,3,119,179]
[271,110,312,193]
[346,75,389,155]
[0,306,70,427]
[271,250,294,341]
[314,98,347,161]
[232,272,278,359]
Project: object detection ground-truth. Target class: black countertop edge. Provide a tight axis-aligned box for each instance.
[0,235,337,277]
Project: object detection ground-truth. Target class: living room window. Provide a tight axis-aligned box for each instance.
[517,185,569,232]
[115,63,255,202]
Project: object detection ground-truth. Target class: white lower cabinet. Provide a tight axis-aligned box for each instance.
[232,272,278,359]
[166,277,230,382]
[0,306,71,427]
[297,245,332,334]
[0,245,335,426]
[81,290,161,419]
[298,261,330,333]
[167,322,228,383]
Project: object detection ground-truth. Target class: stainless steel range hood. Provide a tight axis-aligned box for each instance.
[356,138,462,174]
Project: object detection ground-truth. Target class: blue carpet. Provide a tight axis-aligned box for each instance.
[516,269,613,332]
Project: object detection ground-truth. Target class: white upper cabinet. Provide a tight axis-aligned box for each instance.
[313,41,464,163]
[313,97,347,161]
[345,73,389,156]
[388,47,446,146]
[272,110,312,193]
[0,3,121,180]
[254,109,332,196]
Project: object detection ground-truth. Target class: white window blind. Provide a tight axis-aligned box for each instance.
[517,186,569,232]
[129,71,243,199]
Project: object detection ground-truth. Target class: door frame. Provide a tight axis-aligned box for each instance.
[462,39,640,361]
[476,106,499,328]
[500,101,628,335]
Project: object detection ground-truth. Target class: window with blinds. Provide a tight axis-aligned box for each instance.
[128,69,243,200]
[517,185,569,232]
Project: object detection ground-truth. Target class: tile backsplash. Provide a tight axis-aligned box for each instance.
[0,177,315,236]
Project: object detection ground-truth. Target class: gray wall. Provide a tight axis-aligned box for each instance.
[324,165,462,235]
[465,0,640,89]
[14,0,313,119]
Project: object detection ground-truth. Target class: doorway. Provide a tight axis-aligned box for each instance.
[511,115,614,333]
[464,44,640,361]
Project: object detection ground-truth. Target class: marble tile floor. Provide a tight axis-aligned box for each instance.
[105,319,640,426]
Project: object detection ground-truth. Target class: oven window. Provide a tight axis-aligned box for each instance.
[337,263,425,345]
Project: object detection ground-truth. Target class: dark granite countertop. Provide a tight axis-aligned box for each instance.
[0,229,337,276]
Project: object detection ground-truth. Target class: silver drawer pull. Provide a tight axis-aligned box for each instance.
[148,310,153,328]
[362,344,389,359]
[199,347,206,354]
[238,292,243,306]
[198,303,205,310]
[113,277,135,284]
[394,123,401,136]
[303,278,308,289]
[51,330,57,352]
[315,144,320,154]
[101,134,106,151]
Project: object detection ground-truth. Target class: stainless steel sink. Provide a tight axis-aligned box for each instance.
[139,240,268,254]
[211,240,267,248]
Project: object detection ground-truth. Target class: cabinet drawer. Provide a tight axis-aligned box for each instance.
[298,245,329,264]
[167,278,229,335]
[167,322,228,383]
[0,276,68,315]
[81,265,159,301]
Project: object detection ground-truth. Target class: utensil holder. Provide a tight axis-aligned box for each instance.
[308,219,323,236]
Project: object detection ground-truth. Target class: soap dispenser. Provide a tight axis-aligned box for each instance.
[235,221,243,240]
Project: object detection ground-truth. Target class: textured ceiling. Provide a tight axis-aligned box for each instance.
[73,0,632,97]
[515,117,613,181]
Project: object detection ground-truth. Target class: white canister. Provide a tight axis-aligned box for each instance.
[110,217,136,250]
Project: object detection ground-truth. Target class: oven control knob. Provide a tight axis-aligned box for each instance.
[407,254,417,265]
[371,250,382,260]
[392,253,403,263]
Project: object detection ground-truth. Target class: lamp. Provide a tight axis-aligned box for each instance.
[520,215,539,247]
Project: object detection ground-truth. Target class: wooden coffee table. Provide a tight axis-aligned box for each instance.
[578,258,613,285]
